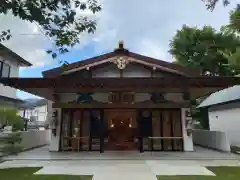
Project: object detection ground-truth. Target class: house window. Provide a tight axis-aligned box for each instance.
[0,61,10,77]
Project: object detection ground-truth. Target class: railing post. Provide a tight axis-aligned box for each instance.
[150,137,153,151]
[139,137,143,153]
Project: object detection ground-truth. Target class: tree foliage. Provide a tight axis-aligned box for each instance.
[169,25,240,76]
[201,0,230,11]
[0,0,101,59]
[0,109,23,155]
[0,108,24,131]
[0,132,22,155]
[228,4,240,33]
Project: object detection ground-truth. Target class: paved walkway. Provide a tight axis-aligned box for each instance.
[3,146,239,160]
[2,146,240,180]
[0,160,228,179]
[1,159,240,180]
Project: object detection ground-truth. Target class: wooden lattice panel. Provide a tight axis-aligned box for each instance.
[109,92,135,103]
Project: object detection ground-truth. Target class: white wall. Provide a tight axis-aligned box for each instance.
[92,64,120,77]
[19,105,48,122]
[135,93,151,102]
[20,130,51,150]
[0,55,20,99]
[208,102,240,147]
[0,130,50,156]
[123,64,151,77]
[181,108,194,151]
[91,63,152,78]
[60,94,77,103]
[193,129,231,152]
[165,93,184,103]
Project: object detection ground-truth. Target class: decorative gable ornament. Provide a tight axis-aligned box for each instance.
[151,93,165,103]
[111,56,130,69]
[77,93,93,103]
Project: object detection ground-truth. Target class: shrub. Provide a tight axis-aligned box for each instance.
[0,133,23,155]
[0,108,24,131]
[0,108,24,155]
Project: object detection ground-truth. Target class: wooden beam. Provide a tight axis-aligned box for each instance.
[55,87,185,93]
[52,102,190,109]
[1,77,240,89]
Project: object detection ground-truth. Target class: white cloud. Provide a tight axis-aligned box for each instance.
[0,0,239,69]
[80,0,239,61]
[0,14,53,68]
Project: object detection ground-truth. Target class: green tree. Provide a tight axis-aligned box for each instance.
[169,25,240,76]
[219,5,240,73]
[227,4,240,33]
[0,108,24,155]
[0,108,24,131]
[0,0,101,59]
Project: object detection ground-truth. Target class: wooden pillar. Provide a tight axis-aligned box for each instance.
[137,111,143,153]
[79,110,83,150]
[69,109,73,148]
[160,111,164,151]
[150,111,153,151]
[100,109,104,153]
[89,110,92,151]
[59,108,64,151]
[170,111,174,151]
[139,137,143,153]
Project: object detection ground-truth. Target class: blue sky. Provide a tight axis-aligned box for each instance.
[1,0,238,99]
[17,44,106,99]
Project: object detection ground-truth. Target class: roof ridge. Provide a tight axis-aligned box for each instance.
[42,49,198,77]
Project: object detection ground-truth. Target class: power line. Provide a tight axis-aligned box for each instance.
[18,33,42,35]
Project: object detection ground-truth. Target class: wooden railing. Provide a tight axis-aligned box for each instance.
[62,136,89,151]
[139,136,184,152]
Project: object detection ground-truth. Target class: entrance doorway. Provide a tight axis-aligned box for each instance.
[104,109,137,150]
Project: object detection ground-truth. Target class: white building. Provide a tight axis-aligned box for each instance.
[0,44,32,107]
[198,85,240,147]
[18,99,49,130]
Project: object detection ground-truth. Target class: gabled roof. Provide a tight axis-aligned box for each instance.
[0,44,32,66]
[42,42,199,77]
[0,94,25,104]
[198,85,240,108]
